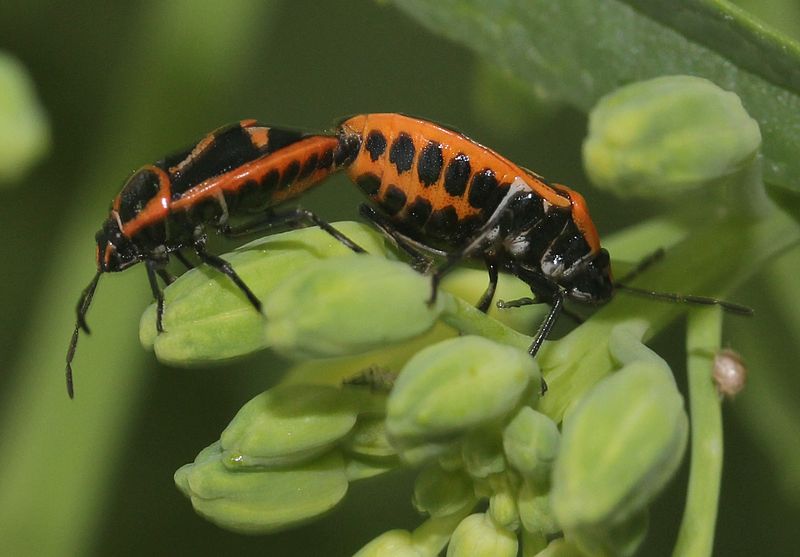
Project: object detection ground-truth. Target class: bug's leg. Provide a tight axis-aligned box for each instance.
[528,291,564,360]
[157,269,176,285]
[193,234,262,312]
[475,258,499,313]
[145,260,166,333]
[497,296,585,324]
[220,208,366,254]
[358,203,438,272]
[173,251,195,270]
[427,221,503,306]
[614,247,665,286]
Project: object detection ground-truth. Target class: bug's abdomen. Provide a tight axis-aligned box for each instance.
[341,114,569,246]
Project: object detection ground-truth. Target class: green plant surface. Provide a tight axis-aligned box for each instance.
[392,0,800,218]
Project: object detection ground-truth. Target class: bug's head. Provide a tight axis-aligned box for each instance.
[95,215,139,273]
[563,249,614,304]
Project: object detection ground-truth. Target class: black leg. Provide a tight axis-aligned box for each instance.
[193,235,262,313]
[497,296,585,324]
[157,268,176,285]
[358,203,437,272]
[145,260,165,333]
[174,251,195,270]
[220,207,366,254]
[475,259,499,313]
[614,248,665,286]
[528,292,564,359]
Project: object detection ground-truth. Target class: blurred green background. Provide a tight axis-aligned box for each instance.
[0,1,798,555]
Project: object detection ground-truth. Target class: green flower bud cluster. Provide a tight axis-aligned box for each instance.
[151,75,774,555]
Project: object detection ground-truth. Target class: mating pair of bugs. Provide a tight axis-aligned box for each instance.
[66,113,751,397]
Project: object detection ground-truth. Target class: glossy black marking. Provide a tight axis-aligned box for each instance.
[365,130,387,162]
[454,214,484,242]
[356,172,382,196]
[118,169,161,222]
[280,161,301,188]
[544,219,591,273]
[318,148,334,169]
[425,206,458,240]
[516,208,571,266]
[444,153,471,196]
[389,133,415,174]
[506,191,545,231]
[298,153,319,180]
[266,127,305,152]
[382,185,407,216]
[170,124,262,198]
[418,141,443,186]
[405,196,433,228]
[468,169,509,213]
[335,134,361,167]
[467,169,498,209]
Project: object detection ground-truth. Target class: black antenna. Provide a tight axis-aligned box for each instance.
[66,271,101,398]
[613,248,753,316]
[615,284,753,316]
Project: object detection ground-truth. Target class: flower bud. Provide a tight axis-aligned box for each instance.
[517,480,559,536]
[0,53,50,184]
[551,361,687,556]
[447,513,518,557]
[353,530,422,557]
[387,336,536,444]
[174,443,348,534]
[413,464,475,518]
[342,415,397,460]
[583,75,761,198]
[488,475,520,530]
[503,406,560,489]
[220,384,359,468]
[140,223,388,364]
[264,256,444,359]
[462,433,506,479]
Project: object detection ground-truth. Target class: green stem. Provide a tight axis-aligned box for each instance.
[673,307,724,557]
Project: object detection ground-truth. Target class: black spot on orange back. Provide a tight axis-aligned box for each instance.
[468,169,503,211]
[382,185,407,216]
[356,173,382,196]
[389,133,415,174]
[298,154,319,180]
[318,148,334,170]
[405,196,433,228]
[418,141,443,186]
[444,153,471,197]
[280,161,300,188]
[365,130,387,162]
[261,169,279,191]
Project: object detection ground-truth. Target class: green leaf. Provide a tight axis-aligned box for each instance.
[392,0,800,202]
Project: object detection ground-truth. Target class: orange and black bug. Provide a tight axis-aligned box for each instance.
[69,113,751,397]
[66,119,364,397]
[335,114,751,357]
